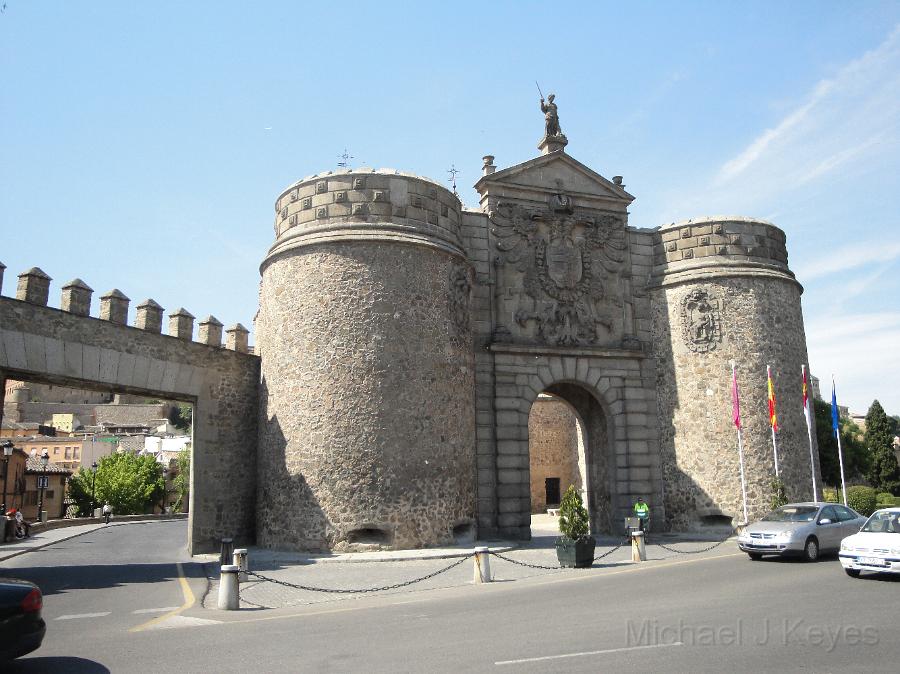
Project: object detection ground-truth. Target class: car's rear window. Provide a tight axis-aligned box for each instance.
[762,506,818,522]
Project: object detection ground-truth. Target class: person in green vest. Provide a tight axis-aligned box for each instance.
[634,497,650,531]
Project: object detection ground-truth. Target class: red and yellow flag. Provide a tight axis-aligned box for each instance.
[767,365,779,432]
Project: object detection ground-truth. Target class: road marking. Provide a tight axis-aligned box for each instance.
[130,562,195,632]
[132,606,179,614]
[55,612,111,620]
[495,641,684,665]
[168,550,746,629]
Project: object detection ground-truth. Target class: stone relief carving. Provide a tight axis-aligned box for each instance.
[491,199,625,346]
[681,288,722,353]
[448,263,472,336]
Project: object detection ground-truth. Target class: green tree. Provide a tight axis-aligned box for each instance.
[168,403,193,432]
[865,400,900,494]
[67,466,98,517]
[814,398,869,486]
[172,446,191,512]
[558,485,590,540]
[88,453,164,514]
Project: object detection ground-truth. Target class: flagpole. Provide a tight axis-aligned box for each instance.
[802,365,818,502]
[732,361,749,524]
[833,376,848,506]
[737,425,749,525]
[771,425,780,477]
[768,365,779,477]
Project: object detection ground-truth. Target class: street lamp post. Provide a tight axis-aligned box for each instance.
[1,440,14,513]
[37,450,49,522]
[89,461,98,518]
[160,467,169,514]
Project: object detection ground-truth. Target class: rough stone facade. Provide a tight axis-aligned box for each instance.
[256,171,476,551]
[0,114,821,552]
[650,217,819,528]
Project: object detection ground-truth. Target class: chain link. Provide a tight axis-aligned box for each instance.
[243,555,469,594]
[489,550,561,570]
[647,534,733,554]
[490,540,630,569]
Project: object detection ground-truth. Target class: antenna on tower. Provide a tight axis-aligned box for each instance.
[447,164,460,197]
[337,148,354,169]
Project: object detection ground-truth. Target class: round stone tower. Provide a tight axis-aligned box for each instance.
[256,169,476,551]
[649,216,821,529]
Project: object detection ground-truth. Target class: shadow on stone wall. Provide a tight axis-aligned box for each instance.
[652,291,738,531]
[256,377,330,552]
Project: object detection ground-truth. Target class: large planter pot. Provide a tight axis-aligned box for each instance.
[555,536,596,568]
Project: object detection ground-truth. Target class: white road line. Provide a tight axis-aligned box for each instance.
[133,606,180,614]
[495,641,684,665]
[55,612,111,621]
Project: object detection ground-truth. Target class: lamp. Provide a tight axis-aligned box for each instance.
[1,440,14,514]
[37,450,49,523]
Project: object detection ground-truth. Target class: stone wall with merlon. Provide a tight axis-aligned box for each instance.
[0,295,260,553]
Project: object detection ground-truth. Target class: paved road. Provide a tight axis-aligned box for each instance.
[2,521,899,673]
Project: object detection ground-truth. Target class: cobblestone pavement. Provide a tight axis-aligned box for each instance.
[202,518,736,610]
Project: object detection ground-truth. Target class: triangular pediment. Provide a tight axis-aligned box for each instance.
[475,152,634,206]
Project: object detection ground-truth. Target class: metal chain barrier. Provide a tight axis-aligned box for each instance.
[243,555,470,594]
[592,539,630,562]
[489,550,560,570]
[647,532,734,555]
[490,539,630,569]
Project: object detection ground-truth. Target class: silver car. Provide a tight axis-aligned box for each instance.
[736,502,866,561]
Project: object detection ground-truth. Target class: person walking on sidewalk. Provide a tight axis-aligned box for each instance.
[102,503,112,525]
[634,497,650,532]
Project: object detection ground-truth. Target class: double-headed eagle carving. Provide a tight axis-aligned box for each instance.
[491,201,626,346]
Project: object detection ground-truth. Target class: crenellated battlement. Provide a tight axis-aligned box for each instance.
[0,263,251,353]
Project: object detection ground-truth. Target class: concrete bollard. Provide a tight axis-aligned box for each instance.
[217,565,240,610]
[631,531,646,562]
[473,546,492,584]
[233,548,249,582]
[219,537,234,567]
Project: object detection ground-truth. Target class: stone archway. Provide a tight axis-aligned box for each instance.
[546,382,615,534]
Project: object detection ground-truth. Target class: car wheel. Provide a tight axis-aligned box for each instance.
[803,537,819,562]
[845,568,861,578]
[748,552,763,561]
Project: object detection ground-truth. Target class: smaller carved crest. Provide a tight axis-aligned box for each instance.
[448,264,472,336]
[681,288,722,353]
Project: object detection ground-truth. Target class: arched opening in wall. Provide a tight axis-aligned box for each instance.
[0,376,193,523]
[527,384,613,542]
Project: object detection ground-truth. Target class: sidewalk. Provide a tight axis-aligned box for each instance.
[203,516,737,611]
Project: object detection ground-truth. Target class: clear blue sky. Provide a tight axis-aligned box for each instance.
[2,1,899,415]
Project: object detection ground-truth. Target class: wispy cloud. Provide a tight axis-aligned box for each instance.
[795,240,900,280]
[806,311,900,413]
[716,80,834,184]
[660,23,900,223]
[716,24,900,189]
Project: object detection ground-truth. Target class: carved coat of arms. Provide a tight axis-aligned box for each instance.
[491,196,626,346]
[681,288,722,353]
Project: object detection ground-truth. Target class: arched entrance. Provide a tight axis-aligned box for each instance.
[527,383,615,537]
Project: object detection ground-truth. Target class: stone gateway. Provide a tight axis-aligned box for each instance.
[0,105,820,553]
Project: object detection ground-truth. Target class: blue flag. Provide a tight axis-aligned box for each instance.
[831,380,840,438]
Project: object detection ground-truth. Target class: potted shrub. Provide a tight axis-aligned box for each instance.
[555,485,595,568]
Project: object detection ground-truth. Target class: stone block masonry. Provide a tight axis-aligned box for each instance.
[0,271,258,555]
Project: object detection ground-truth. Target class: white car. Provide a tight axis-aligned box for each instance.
[839,507,900,577]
